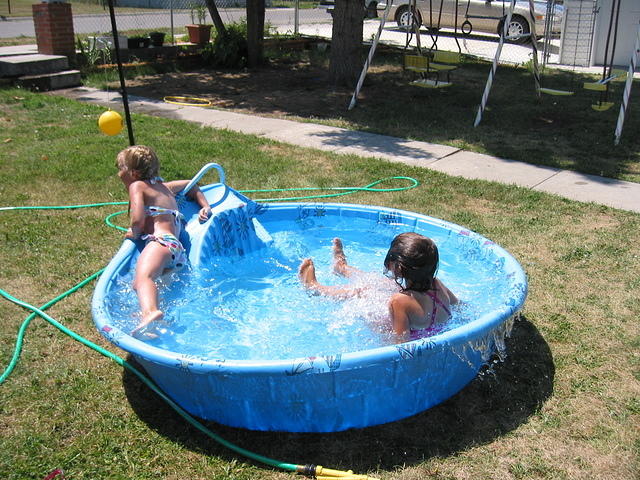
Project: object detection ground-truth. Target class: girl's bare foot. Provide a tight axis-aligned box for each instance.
[132,310,164,339]
[298,258,319,289]
[299,257,361,299]
[332,238,349,276]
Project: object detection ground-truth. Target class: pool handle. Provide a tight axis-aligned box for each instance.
[182,162,226,196]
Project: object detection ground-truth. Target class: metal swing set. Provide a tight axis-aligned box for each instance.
[583,0,625,111]
[534,0,626,109]
[347,0,638,144]
[402,0,462,89]
[474,0,639,143]
[348,0,464,109]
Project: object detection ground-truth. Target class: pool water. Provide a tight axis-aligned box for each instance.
[105,216,509,361]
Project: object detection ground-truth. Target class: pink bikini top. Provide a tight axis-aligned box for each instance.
[409,290,452,340]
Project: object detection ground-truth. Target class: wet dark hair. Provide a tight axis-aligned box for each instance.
[384,232,439,292]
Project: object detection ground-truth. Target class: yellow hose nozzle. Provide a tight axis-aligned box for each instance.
[316,476,381,480]
[316,466,353,476]
[296,464,380,480]
[314,465,380,480]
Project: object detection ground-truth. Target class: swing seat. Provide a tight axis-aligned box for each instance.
[591,102,614,111]
[583,82,607,91]
[432,51,460,64]
[584,69,627,91]
[430,51,460,71]
[404,54,430,73]
[539,87,574,96]
[611,69,627,81]
[410,78,452,88]
[404,53,456,87]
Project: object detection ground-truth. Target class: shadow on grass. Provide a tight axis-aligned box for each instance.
[122,315,553,471]
[112,52,639,182]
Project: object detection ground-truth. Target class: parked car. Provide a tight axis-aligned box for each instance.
[320,0,381,19]
[385,0,563,43]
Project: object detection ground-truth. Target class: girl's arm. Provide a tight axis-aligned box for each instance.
[388,294,411,342]
[165,180,211,222]
[127,181,146,239]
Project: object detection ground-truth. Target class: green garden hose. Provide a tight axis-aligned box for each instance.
[244,176,419,202]
[0,177,417,478]
[0,288,299,473]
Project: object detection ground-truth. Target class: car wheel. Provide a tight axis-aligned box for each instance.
[501,15,530,44]
[396,6,422,30]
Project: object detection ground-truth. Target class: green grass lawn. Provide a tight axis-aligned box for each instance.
[0,88,638,480]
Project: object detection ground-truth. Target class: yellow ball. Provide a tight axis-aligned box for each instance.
[98,110,123,136]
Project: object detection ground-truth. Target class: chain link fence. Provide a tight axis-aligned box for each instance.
[2,0,607,68]
[59,0,333,45]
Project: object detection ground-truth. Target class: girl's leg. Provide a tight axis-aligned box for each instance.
[332,238,363,277]
[131,242,172,336]
[299,258,361,299]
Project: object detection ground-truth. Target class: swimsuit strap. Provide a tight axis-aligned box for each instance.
[407,289,452,340]
[426,290,452,317]
[145,205,186,224]
[149,176,165,185]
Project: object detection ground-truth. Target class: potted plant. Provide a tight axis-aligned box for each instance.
[127,35,150,49]
[149,31,166,47]
[186,2,212,44]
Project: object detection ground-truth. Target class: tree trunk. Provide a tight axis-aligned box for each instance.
[203,0,226,37]
[247,0,265,67]
[329,0,364,86]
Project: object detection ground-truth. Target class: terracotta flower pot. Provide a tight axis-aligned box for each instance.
[186,24,212,45]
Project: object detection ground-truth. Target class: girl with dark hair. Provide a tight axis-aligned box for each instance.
[299,233,458,341]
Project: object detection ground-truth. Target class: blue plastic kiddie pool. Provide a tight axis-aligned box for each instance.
[92,164,527,432]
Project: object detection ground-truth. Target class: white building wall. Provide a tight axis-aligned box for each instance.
[560,0,639,68]
[559,0,597,67]
[591,0,640,67]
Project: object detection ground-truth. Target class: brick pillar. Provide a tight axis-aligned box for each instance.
[32,2,75,58]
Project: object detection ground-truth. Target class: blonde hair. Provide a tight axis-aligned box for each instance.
[116,145,160,180]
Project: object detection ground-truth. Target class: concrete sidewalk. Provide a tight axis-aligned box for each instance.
[54,86,640,214]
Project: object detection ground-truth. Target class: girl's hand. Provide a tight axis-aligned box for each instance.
[198,206,212,222]
[125,228,137,240]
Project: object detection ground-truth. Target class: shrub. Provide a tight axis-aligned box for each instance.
[202,21,248,68]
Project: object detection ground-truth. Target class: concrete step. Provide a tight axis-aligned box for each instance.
[17,70,81,91]
[0,54,69,77]
[0,45,38,58]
